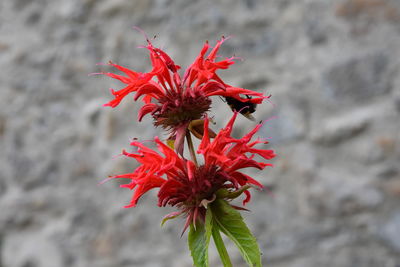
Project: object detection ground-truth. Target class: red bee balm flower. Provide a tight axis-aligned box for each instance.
[99,35,267,154]
[110,112,275,233]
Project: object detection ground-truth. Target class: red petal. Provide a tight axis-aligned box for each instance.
[206,37,227,61]
[201,81,226,95]
[103,72,133,84]
[123,174,165,208]
[109,62,140,80]
[230,171,263,188]
[104,84,137,107]
[138,103,158,122]
[242,190,251,205]
[134,83,165,101]
[248,148,276,160]
[198,116,211,153]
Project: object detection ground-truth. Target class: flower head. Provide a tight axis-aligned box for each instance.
[98,35,268,154]
[109,112,275,233]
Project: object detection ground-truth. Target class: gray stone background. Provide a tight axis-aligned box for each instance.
[1,0,400,266]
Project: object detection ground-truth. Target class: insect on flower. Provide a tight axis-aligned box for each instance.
[224,95,257,121]
[94,30,269,155]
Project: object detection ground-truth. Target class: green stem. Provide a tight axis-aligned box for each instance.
[212,225,232,267]
[186,131,198,167]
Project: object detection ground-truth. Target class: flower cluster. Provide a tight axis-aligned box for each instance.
[110,113,275,233]
[99,35,266,154]
[97,31,275,267]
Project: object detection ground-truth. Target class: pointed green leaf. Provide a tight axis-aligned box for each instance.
[211,222,233,267]
[211,199,262,267]
[188,209,213,267]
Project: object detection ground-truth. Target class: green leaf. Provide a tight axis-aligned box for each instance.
[211,199,262,267]
[188,209,213,267]
[212,222,232,267]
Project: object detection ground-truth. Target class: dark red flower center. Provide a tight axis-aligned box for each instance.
[153,87,211,130]
[161,165,231,210]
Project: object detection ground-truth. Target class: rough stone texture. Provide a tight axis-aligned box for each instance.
[378,210,400,253]
[1,0,400,266]
[322,53,392,102]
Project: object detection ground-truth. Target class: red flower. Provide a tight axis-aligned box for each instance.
[98,35,268,154]
[109,112,275,232]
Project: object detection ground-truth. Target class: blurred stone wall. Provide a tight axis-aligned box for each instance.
[1,0,400,266]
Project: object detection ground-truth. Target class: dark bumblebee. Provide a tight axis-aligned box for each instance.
[224,95,257,121]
